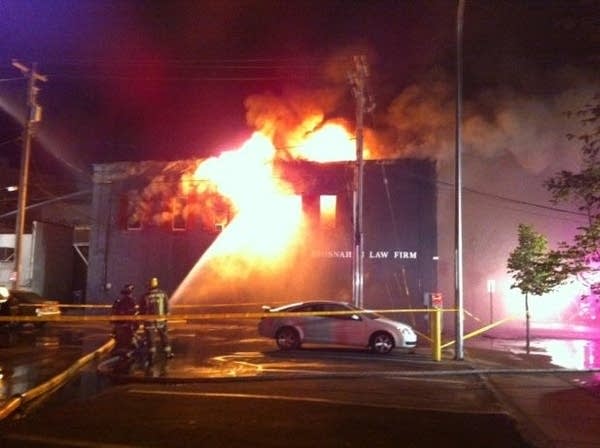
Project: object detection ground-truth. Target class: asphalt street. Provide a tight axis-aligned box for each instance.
[1,378,531,448]
[2,320,600,447]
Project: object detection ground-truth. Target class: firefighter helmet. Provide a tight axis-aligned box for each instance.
[149,277,159,289]
[121,284,134,295]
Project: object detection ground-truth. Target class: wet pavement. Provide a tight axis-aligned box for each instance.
[101,333,600,447]
[0,324,112,404]
[3,322,600,447]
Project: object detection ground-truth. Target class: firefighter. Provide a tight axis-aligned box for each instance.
[139,277,173,359]
[111,283,139,356]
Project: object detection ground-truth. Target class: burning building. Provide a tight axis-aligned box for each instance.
[86,153,437,313]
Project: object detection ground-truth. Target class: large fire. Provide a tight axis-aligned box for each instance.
[292,122,367,162]
[191,131,300,259]
[171,120,366,303]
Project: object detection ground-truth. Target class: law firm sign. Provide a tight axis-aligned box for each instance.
[311,249,418,260]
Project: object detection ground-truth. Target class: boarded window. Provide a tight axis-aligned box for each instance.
[126,198,143,230]
[172,197,187,231]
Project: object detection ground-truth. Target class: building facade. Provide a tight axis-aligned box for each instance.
[86,158,437,314]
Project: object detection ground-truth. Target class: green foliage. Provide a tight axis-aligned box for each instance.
[545,93,600,274]
[568,94,600,159]
[545,166,600,215]
[507,224,567,296]
[510,94,598,353]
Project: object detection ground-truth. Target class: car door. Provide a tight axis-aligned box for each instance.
[320,303,366,347]
[295,304,332,344]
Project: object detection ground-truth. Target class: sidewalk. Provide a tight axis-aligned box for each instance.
[465,346,600,448]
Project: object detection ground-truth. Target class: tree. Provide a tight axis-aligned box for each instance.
[545,94,600,276]
[507,224,567,353]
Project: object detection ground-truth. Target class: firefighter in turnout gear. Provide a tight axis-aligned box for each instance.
[139,277,173,359]
[111,284,139,357]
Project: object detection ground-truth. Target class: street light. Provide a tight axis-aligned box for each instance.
[454,0,466,360]
[487,279,496,324]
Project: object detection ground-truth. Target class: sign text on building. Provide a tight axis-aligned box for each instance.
[311,250,418,260]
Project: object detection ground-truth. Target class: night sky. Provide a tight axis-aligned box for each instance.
[1,0,597,182]
[0,0,598,318]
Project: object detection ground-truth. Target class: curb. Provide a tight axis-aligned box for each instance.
[475,368,555,448]
[0,338,115,421]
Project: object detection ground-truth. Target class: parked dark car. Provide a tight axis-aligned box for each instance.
[0,286,61,328]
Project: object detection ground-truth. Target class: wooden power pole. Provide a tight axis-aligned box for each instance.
[349,56,369,308]
[11,60,47,290]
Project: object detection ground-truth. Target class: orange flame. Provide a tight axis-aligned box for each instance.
[191,120,365,214]
[172,121,364,303]
[292,122,365,162]
[193,132,288,212]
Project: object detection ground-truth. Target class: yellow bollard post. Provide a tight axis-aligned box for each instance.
[430,308,442,361]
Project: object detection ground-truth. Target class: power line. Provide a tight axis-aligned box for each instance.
[104,157,586,220]
[0,137,21,147]
[31,56,347,82]
[0,77,25,83]
[0,190,92,220]
[34,56,342,67]
[49,74,310,82]
[466,187,586,217]
[435,178,586,217]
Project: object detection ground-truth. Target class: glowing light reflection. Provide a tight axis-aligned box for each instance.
[537,339,600,370]
[501,279,589,322]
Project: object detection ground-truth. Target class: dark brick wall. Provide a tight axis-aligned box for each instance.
[86,159,437,309]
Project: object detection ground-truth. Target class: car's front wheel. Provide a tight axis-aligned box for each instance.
[275,326,301,350]
[370,331,394,354]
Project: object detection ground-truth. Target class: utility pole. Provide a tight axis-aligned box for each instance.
[11,60,47,290]
[454,0,466,360]
[349,56,370,308]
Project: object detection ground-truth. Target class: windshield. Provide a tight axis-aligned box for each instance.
[346,303,382,320]
[269,302,304,312]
